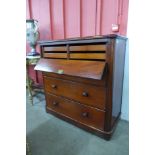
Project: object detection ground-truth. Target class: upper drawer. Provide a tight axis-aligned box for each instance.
[43,76,106,109]
[69,45,106,52]
[43,53,67,59]
[44,46,67,52]
[43,46,67,59]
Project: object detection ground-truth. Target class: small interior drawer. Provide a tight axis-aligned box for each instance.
[43,53,67,58]
[69,53,106,60]
[69,44,107,52]
[44,46,67,52]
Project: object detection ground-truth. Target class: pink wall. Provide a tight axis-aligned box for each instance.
[27,0,129,40]
[26,0,129,84]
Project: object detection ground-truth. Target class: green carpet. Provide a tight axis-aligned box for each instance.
[26,92,129,155]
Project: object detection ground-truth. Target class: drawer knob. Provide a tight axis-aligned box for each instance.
[82,112,88,117]
[52,84,57,89]
[52,101,58,106]
[82,92,88,97]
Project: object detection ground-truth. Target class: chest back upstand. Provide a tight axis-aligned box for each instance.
[35,35,127,140]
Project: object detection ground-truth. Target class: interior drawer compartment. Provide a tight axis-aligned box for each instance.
[69,44,107,52]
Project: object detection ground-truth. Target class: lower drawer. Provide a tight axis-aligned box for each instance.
[46,93,105,130]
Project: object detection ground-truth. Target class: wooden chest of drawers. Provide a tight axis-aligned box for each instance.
[35,34,127,140]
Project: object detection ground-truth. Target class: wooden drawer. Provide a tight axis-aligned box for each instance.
[44,46,67,52]
[46,93,105,130]
[69,44,107,60]
[69,45,106,52]
[44,76,106,109]
[69,53,106,60]
[43,53,67,59]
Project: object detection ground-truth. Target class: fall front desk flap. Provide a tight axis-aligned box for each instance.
[34,58,107,80]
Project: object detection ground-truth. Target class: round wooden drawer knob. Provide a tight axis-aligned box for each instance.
[82,92,88,97]
[52,101,58,106]
[82,112,89,117]
[52,84,57,89]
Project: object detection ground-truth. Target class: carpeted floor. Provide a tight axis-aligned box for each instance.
[26,91,129,155]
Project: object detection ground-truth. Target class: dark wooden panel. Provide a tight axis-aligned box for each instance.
[35,58,106,80]
[46,93,105,130]
[103,39,115,131]
[70,45,107,51]
[44,76,106,109]
[70,53,106,60]
[112,39,126,126]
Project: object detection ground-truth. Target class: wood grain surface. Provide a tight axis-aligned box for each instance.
[35,58,106,80]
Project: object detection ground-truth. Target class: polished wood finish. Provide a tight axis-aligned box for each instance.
[35,59,106,80]
[44,46,67,51]
[44,76,106,109]
[35,35,127,140]
[43,53,67,59]
[43,72,106,86]
[46,93,105,130]
[69,44,106,51]
[70,53,106,60]
[111,39,126,127]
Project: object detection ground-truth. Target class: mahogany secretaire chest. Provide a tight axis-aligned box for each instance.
[35,34,127,140]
